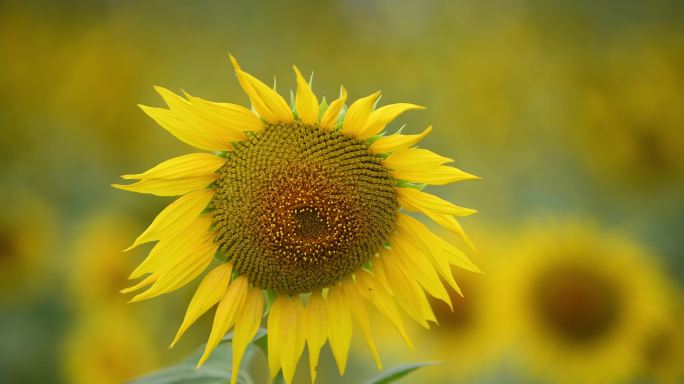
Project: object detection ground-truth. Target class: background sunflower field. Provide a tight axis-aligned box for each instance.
[1,1,682,383]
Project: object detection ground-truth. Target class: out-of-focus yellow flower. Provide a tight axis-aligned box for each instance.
[67,212,141,310]
[575,40,684,189]
[62,308,158,384]
[0,187,56,299]
[113,56,480,384]
[638,292,684,384]
[420,266,501,381]
[369,228,497,382]
[494,221,671,384]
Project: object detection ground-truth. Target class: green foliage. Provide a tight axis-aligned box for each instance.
[129,330,266,384]
[365,361,441,384]
[130,329,435,384]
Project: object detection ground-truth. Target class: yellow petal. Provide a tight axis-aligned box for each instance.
[377,253,435,327]
[121,153,224,181]
[268,296,306,384]
[138,104,232,152]
[155,87,247,143]
[369,125,432,154]
[129,216,213,279]
[229,55,293,124]
[130,239,216,303]
[395,214,462,294]
[397,187,477,217]
[342,91,381,138]
[396,213,480,274]
[266,299,282,379]
[390,235,452,309]
[183,93,265,133]
[326,284,353,374]
[120,274,156,294]
[197,276,249,367]
[125,188,214,251]
[303,292,328,384]
[293,66,319,125]
[391,165,480,185]
[356,271,413,348]
[231,286,264,384]
[384,148,452,171]
[170,263,234,348]
[422,210,478,252]
[367,256,394,296]
[112,177,215,197]
[320,86,348,130]
[358,103,425,139]
[342,281,382,369]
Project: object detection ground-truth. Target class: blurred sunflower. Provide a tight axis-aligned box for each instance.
[576,40,684,189]
[114,56,480,383]
[0,187,56,299]
[495,221,671,384]
[68,212,144,310]
[62,308,158,384]
[639,291,684,384]
[419,251,502,381]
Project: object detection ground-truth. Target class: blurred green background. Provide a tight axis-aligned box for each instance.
[1,1,682,383]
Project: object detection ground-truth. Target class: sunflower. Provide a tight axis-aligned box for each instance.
[62,308,159,384]
[69,212,142,310]
[418,235,505,382]
[383,265,500,383]
[494,221,671,384]
[113,56,480,384]
[575,40,684,190]
[375,228,504,383]
[638,290,684,384]
[0,187,55,299]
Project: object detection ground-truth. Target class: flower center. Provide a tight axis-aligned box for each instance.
[211,121,398,294]
[532,264,622,344]
[292,207,326,238]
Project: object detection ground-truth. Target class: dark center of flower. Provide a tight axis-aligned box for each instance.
[292,207,326,238]
[432,274,477,333]
[211,121,398,294]
[643,328,675,369]
[0,226,18,265]
[532,264,622,344]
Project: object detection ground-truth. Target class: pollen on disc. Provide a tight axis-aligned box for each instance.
[211,121,398,294]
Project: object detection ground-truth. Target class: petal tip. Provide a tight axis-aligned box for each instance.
[228,53,241,71]
[292,65,303,78]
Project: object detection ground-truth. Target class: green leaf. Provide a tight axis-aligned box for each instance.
[365,361,441,384]
[128,329,266,384]
[128,343,243,384]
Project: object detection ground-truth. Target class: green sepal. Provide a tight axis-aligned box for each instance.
[289,89,297,117]
[395,180,427,191]
[200,204,215,216]
[264,289,278,314]
[361,259,373,272]
[213,150,231,158]
[335,104,348,130]
[213,247,229,263]
[366,134,384,145]
[318,97,329,119]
